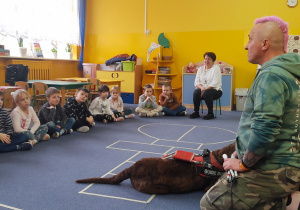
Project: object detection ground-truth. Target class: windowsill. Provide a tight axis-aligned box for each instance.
[0,55,79,62]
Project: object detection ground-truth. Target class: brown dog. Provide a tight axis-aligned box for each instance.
[76,143,235,194]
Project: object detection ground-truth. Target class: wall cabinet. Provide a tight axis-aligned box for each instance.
[182,60,234,111]
[96,65,143,104]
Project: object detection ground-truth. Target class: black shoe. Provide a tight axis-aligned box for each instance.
[203,113,214,120]
[190,112,200,118]
[19,142,33,151]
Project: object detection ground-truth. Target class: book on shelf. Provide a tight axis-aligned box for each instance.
[33,43,43,58]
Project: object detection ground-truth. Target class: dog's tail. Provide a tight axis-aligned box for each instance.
[76,167,131,184]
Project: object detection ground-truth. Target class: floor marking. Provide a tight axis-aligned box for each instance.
[0,204,22,210]
[176,126,197,141]
[79,191,153,204]
[79,123,237,204]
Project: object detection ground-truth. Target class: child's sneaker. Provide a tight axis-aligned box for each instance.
[178,111,187,116]
[42,134,50,141]
[162,112,165,116]
[69,129,73,134]
[139,113,147,117]
[92,122,96,126]
[125,114,135,119]
[76,126,89,133]
[53,132,60,139]
[19,142,33,151]
[154,113,159,117]
[116,117,124,122]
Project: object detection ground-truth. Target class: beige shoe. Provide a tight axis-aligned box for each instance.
[41,134,50,141]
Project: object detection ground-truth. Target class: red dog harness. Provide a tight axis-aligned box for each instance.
[162,149,225,179]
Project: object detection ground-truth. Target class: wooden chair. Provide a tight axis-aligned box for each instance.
[87,78,100,100]
[65,79,80,99]
[15,81,29,91]
[32,82,48,112]
[3,88,16,113]
[200,98,222,118]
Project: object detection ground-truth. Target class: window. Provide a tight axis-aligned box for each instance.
[0,0,80,58]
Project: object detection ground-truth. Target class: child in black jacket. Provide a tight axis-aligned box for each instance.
[64,87,95,133]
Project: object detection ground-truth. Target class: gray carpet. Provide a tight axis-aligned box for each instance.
[0,105,242,210]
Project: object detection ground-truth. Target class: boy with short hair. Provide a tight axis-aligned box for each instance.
[89,84,116,123]
[64,87,95,133]
[0,90,32,152]
[159,83,187,116]
[135,84,162,117]
[38,87,75,139]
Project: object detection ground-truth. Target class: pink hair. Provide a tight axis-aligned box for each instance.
[254,16,289,53]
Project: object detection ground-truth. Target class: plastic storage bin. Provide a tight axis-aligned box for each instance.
[235,88,248,111]
[121,61,135,71]
[83,63,98,78]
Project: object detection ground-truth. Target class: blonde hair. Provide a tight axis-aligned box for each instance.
[110,86,120,93]
[162,82,172,90]
[13,89,31,103]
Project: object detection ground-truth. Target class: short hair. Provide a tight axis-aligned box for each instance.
[12,89,31,103]
[203,52,216,62]
[46,87,59,98]
[98,84,109,93]
[254,16,289,53]
[76,87,89,94]
[110,86,120,93]
[0,90,3,98]
[144,84,153,90]
[162,83,172,89]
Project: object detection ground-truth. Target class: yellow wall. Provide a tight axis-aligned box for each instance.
[84,0,300,94]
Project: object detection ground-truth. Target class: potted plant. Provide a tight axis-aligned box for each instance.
[65,43,72,59]
[51,47,57,59]
[18,37,27,57]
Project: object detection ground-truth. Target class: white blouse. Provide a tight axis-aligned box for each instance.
[194,64,222,91]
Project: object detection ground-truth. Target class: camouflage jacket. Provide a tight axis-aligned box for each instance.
[236,53,300,170]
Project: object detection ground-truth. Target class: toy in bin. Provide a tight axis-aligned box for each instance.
[186,62,196,73]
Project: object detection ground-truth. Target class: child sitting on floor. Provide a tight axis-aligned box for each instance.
[89,84,119,123]
[135,84,162,117]
[38,87,75,139]
[159,83,187,116]
[64,87,95,133]
[108,86,135,120]
[0,90,33,152]
[11,89,50,143]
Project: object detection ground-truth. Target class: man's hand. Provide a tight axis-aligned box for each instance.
[0,133,11,144]
[223,158,245,172]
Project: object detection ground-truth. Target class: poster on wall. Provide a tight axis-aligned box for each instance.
[287,35,300,55]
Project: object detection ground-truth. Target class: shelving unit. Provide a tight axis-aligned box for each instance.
[142,47,181,102]
[182,60,234,111]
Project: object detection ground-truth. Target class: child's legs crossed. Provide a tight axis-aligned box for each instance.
[73,119,90,130]
[34,125,48,142]
[162,107,176,116]
[46,121,61,135]
[62,118,75,132]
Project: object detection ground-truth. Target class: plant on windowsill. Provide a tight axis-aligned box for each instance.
[18,37,27,57]
[65,43,72,59]
[51,47,57,59]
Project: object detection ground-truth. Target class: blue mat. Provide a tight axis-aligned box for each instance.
[0,106,241,210]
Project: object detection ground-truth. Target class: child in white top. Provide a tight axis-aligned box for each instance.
[10,89,49,143]
[89,84,117,123]
[109,86,135,120]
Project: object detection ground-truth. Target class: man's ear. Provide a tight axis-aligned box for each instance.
[262,39,270,51]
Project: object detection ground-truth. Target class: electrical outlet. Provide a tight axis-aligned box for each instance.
[145,29,151,35]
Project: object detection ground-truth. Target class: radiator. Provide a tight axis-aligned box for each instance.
[12,60,52,80]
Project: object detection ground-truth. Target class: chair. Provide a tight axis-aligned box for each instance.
[65,79,80,99]
[15,81,29,91]
[200,98,221,118]
[87,78,100,100]
[32,82,48,112]
[3,88,16,113]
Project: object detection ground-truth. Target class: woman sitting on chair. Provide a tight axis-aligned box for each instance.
[190,52,222,120]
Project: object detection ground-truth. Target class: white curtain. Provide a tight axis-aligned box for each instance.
[0,0,80,45]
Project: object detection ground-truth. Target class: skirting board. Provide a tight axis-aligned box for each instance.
[184,104,232,111]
